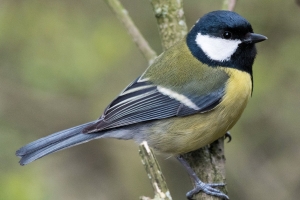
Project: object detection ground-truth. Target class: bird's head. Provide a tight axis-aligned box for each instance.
[187,10,267,74]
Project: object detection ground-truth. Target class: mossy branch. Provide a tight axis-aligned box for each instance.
[149,0,187,50]
[180,138,228,200]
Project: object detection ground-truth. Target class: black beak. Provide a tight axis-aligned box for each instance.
[243,33,268,44]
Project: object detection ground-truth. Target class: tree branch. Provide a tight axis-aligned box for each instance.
[139,141,172,200]
[149,0,187,50]
[104,0,157,65]
[181,138,228,200]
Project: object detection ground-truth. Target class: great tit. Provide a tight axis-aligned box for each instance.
[16,10,267,199]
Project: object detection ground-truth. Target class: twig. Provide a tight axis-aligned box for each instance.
[104,0,157,65]
[139,141,172,200]
[222,0,237,11]
[149,0,188,50]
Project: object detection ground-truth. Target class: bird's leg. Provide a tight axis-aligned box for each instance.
[224,131,232,143]
[177,155,229,200]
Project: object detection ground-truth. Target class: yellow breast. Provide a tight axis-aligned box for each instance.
[217,67,252,130]
[145,68,252,154]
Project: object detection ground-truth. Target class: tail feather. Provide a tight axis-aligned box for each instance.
[16,120,102,165]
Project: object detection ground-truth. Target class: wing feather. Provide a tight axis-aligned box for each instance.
[83,76,226,133]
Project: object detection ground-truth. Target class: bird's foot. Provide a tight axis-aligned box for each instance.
[177,156,229,199]
[224,131,232,143]
[186,181,229,200]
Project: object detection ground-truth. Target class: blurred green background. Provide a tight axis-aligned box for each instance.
[1,0,300,199]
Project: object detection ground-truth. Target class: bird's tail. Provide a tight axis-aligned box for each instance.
[16,120,103,166]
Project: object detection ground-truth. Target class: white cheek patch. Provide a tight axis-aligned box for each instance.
[195,33,241,62]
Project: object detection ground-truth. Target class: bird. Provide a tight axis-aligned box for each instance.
[16,10,267,200]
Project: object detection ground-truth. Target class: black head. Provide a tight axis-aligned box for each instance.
[187,10,267,75]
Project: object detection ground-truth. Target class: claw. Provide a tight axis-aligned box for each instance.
[186,182,229,200]
[225,132,232,143]
[177,156,229,200]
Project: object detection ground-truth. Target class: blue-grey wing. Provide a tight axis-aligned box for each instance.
[83,76,225,133]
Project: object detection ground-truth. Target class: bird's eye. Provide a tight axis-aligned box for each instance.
[223,31,232,39]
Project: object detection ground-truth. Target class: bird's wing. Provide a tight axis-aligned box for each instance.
[83,76,226,133]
